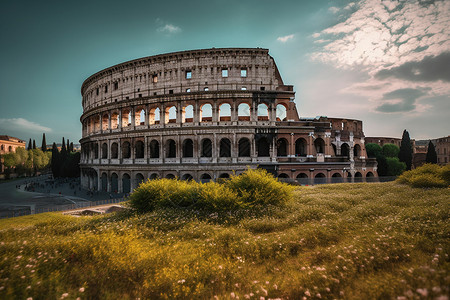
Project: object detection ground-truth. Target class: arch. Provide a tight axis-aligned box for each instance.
[278,173,289,178]
[277,138,288,157]
[354,144,361,158]
[314,138,325,154]
[101,173,108,192]
[238,138,251,157]
[276,104,287,121]
[219,173,230,179]
[111,112,119,129]
[257,137,270,157]
[200,173,212,182]
[93,143,99,159]
[238,103,251,121]
[149,107,160,125]
[166,106,177,124]
[182,139,194,158]
[295,138,307,156]
[315,173,326,178]
[111,173,119,193]
[366,171,374,177]
[331,144,337,156]
[296,173,308,178]
[149,140,160,158]
[166,139,176,158]
[136,108,145,126]
[366,171,376,182]
[149,173,159,180]
[122,109,131,127]
[181,174,193,181]
[165,173,176,179]
[331,172,343,183]
[257,103,269,121]
[122,141,131,159]
[201,138,212,157]
[331,173,342,177]
[101,143,108,159]
[355,172,362,177]
[354,171,363,183]
[183,105,194,123]
[111,142,118,159]
[219,103,231,121]
[341,143,350,157]
[135,140,144,159]
[219,138,231,157]
[93,117,100,132]
[122,173,131,194]
[102,114,109,130]
[200,103,212,122]
[135,173,145,187]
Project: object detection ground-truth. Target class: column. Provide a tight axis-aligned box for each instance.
[118,110,123,130]
[131,107,136,129]
[108,111,111,131]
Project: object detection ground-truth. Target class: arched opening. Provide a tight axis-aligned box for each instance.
[366,171,376,182]
[341,143,350,158]
[111,142,118,159]
[166,174,176,179]
[315,173,326,178]
[355,172,363,182]
[257,104,269,121]
[296,173,309,184]
[366,171,374,177]
[122,174,131,193]
[135,173,145,187]
[200,173,212,182]
[200,103,212,122]
[122,141,131,159]
[166,139,176,158]
[201,139,212,157]
[331,172,343,183]
[238,103,251,121]
[183,105,194,123]
[149,173,159,180]
[135,140,144,159]
[354,144,361,158]
[102,114,109,131]
[314,172,326,184]
[219,103,231,121]
[257,137,270,157]
[149,107,160,125]
[278,173,289,178]
[93,118,100,132]
[122,109,131,127]
[296,173,308,178]
[111,173,118,193]
[276,104,287,121]
[277,138,288,157]
[295,138,307,156]
[314,138,325,154]
[101,143,108,159]
[136,108,145,126]
[219,138,231,157]
[238,138,251,157]
[182,139,194,158]
[149,140,160,158]
[181,174,193,181]
[219,173,230,179]
[331,144,337,156]
[166,106,177,124]
[101,173,107,192]
[111,112,119,129]
[93,143,99,159]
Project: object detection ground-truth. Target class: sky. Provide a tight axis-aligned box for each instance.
[0,0,449,145]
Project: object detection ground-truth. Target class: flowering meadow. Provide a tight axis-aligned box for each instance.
[0,182,448,299]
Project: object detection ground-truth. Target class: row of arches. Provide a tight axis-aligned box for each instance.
[83,102,288,135]
[277,171,375,184]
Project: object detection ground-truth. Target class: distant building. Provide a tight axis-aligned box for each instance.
[365,137,402,148]
[0,135,26,174]
[434,136,450,165]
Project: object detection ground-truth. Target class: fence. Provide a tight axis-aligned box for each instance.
[278,176,397,185]
[0,197,128,219]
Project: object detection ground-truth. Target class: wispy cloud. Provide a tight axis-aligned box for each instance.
[277,34,294,43]
[0,118,52,133]
[156,18,181,34]
[329,6,340,14]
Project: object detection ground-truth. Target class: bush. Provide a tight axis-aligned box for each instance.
[396,164,450,188]
[129,168,294,213]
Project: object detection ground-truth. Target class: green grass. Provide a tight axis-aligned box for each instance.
[0,182,449,299]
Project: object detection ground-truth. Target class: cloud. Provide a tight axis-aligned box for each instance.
[329,6,340,14]
[0,118,52,133]
[277,34,294,43]
[375,88,429,113]
[157,23,181,34]
[375,52,450,82]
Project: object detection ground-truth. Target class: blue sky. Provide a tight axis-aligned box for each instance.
[0,0,448,144]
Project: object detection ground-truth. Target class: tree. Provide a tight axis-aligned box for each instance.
[51,142,60,178]
[66,139,70,152]
[426,141,437,164]
[27,138,32,150]
[382,144,400,158]
[32,139,36,150]
[399,130,413,171]
[69,142,74,153]
[41,133,47,152]
[386,157,406,176]
[365,143,382,158]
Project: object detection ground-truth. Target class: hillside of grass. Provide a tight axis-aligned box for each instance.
[0,182,448,299]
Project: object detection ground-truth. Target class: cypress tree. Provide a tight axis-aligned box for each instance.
[32,139,36,149]
[67,139,70,152]
[69,142,74,153]
[399,130,413,170]
[61,137,67,154]
[27,138,32,150]
[51,142,60,177]
[41,133,47,152]
[426,140,438,164]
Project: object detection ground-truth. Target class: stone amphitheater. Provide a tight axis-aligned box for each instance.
[80,48,377,193]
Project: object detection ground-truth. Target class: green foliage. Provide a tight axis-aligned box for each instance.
[1,147,50,176]
[0,183,449,299]
[382,143,400,158]
[425,141,437,164]
[399,129,413,170]
[385,157,406,176]
[129,168,294,213]
[397,164,450,188]
[365,143,382,158]
[41,133,47,152]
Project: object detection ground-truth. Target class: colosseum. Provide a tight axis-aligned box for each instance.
[80,48,378,193]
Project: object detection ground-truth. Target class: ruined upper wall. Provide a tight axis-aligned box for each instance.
[81,48,287,111]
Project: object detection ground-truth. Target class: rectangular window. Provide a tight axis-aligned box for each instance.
[222,69,228,77]
[152,74,158,83]
[105,85,108,93]
[186,71,192,79]
[241,68,247,77]
[139,94,142,98]
[186,88,191,92]
[96,88,99,95]
[260,87,265,91]
[169,90,173,94]
[114,82,118,90]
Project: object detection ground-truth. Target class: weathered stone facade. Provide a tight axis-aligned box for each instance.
[80,48,377,193]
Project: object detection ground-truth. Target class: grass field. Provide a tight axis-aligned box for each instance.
[0,182,448,299]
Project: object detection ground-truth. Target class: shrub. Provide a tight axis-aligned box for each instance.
[396,164,450,188]
[197,181,240,211]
